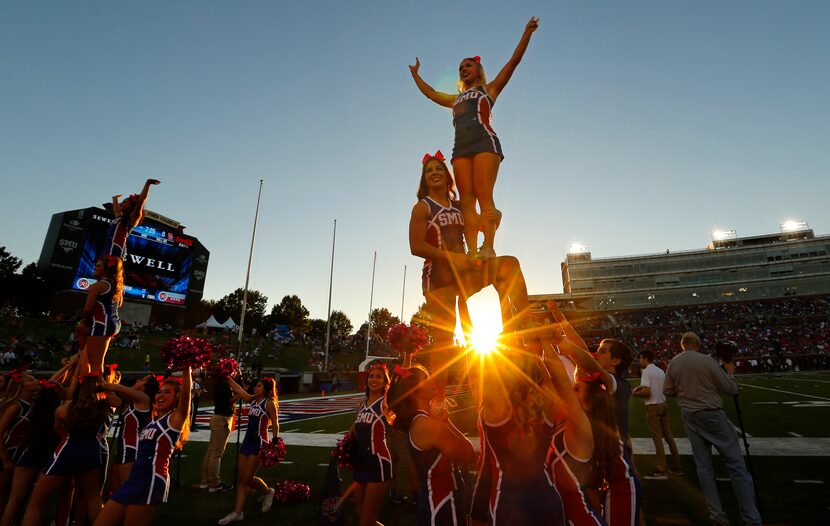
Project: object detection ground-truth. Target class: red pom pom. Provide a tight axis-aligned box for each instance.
[332,432,357,470]
[258,437,287,467]
[160,336,214,371]
[212,357,240,379]
[273,480,311,503]
[387,323,429,355]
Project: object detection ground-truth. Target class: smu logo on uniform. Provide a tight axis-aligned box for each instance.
[354,410,376,425]
[456,89,481,103]
[140,427,158,441]
[249,404,266,418]
[437,210,464,227]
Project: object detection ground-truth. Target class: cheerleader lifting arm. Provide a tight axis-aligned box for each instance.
[487,17,539,100]
[103,382,151,411]
[170,367,192,431]
[409,57,456,108]
[227,376,255,403]
[128,178,161,226]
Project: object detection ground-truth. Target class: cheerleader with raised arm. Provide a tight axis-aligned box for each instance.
[217,376,279,525]
[409,18,539,260]
[94,369,192,526]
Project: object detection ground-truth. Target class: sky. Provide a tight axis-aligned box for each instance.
[2,1,829,329]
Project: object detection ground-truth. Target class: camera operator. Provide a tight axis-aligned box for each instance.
[664,332,761,526]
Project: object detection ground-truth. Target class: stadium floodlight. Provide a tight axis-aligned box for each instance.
[711,229,737,241]
[780,220,809,233]
[568,243,590,254]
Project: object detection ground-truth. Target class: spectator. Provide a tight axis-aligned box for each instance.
[633,349,682,476]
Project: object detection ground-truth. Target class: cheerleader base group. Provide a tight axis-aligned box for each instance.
[346,303,644,526]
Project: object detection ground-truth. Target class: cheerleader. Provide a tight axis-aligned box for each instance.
[217,377,279,525]
[76,256,124,376]
[0,358,76,526]
[347,363,392,526]
[536,327,607,526]
[22,372,113,526]
[107,178,160,260]
[467,342,565,525]
[94,369,192,526]
[0,371,40,511]
[105,374,160,495]
[386,365,474,526]
[409,17,539,260]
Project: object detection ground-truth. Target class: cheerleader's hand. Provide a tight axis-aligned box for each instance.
[146,178,160,185]
[408,57,420,75]
[525,17,539,33]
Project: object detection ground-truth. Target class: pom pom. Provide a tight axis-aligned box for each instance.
[332,432,357,470]
[258,437,287,467]
[387,323,429,355]
[273,480,311,503]
[160,336,214,371]
[212,357,240,379]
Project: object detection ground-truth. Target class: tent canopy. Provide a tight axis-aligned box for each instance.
[196,315,225,329]
[222,317,239,330]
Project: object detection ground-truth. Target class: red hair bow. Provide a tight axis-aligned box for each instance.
[578,371,603,383]
[368,363,387,372]
[163,376,183,385]
[105,363,118,373]
[422,150,445,165]
[10,371,24,383]
[39,380,61,393]
[79,371,101,382]
[391,365,412,379]
[472,56,481,63]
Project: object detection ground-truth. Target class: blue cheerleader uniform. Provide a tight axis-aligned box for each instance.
[43,426,107,476]
[89,279,121,337]
[239,398,271,456]
[107,214,136,260]
[477,411,565,526]
[352,397,392,484]
[111,412,181,505]
[452,86,504,161]
[4,400,32,464]
[115,403,152,465]
[409,411,466,526]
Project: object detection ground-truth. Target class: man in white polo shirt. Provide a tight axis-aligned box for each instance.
[633,349,682,476]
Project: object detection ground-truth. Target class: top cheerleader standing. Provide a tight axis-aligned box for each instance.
[409,17,539,260]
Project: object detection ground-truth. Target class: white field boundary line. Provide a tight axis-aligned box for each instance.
[737,382,830,401]
[773,377,830,385]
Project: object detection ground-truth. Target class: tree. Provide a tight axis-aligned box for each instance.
[269,294,310,333]
[0,246,22,278]
[308,318,328,341]
[214,288,268,332]
[370,307,400,341]
[328,310,353,338]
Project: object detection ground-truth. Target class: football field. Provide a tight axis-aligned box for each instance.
[155,372,830,525]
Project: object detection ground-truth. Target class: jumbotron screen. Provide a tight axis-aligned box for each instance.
[72,212,194,305]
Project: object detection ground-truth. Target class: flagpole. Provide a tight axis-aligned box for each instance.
[237,179,263,354]
[364,251,377,360]
[400,265,407,321]
[324,219,336,372]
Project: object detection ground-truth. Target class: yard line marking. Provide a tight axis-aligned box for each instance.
[309,429,325,433]
[335,430,349,435]
[793,480,824,484]
[736,382,830,401]
[280,461,294,464]
[318,463,330,466]
[282,429,299,433]
[789,432,803,437]
[776,377,830,385]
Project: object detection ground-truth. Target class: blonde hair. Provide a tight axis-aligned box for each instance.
[457,58,488,93]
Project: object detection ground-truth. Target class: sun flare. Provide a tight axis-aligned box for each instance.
[461,289,504,355]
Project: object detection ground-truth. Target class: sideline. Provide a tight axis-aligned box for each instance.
[737,382,830,401]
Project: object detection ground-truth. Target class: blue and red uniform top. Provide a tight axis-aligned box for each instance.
[421,197,466,293]
[4,399,32,462]
[107,214,137,260]
[452,86,503,160]
[353,397,391,470]
[409,411,465,524]
[90,279,120,337]
[116,403,151,464]
[546,423,607,526]
[246,398,271,445]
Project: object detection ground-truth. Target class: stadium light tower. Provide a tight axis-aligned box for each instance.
[568,243,590,254]
[711,229,737,241]
[780,220,809,233]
